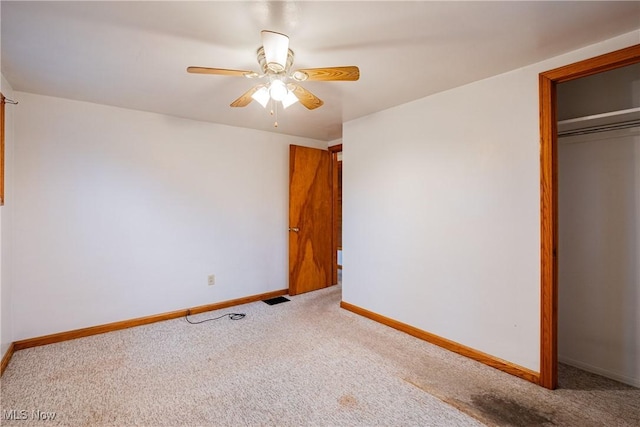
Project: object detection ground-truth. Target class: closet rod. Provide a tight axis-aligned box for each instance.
[558,119,640,138]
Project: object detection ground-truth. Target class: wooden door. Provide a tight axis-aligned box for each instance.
[289,145,332,295]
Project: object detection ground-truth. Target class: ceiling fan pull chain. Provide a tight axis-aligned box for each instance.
[274,101,279,128]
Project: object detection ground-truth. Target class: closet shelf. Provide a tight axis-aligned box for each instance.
[558,107,640,132]
[558,107,640,135]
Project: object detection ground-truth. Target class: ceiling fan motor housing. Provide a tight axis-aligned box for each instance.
[257,47,295,75]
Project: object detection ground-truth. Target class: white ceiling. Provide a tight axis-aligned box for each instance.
[2,1,639,141]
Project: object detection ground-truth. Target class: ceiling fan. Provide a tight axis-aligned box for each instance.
[187,30,359,126]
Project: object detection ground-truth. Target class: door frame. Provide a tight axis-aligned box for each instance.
[329,144,342,285]
[538,44,640,390]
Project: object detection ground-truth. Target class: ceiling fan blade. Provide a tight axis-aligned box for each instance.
[261,30,289,72]
[230,86,260,107]
[290,85,324,110]
[187,66,254,77]
[292,66,360,82]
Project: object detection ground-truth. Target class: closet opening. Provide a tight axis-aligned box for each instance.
[557,62,639,389]
[539,44,640,390]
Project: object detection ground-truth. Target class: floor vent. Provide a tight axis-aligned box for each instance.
[263,296,290,305]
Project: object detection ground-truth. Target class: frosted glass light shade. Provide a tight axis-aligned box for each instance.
[251,86,270,108]
[269,80,288,101]
[282,90,299,109]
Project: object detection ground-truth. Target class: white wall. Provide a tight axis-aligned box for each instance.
[558,129,640,387]
[342,31,640,372]
[12,92,325,340]
[557,62,640,120]
[1,74,15,357]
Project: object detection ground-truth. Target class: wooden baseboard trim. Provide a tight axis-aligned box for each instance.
[1,342,15,376]
[340,301,540,385]
[13,289,288,352]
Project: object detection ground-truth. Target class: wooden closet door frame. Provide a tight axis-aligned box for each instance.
[538,44,640,390]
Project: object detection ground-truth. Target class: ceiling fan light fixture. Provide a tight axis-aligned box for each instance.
[188,30,359,115]
[251,86,270,108]
[269,79,288,102]
[261,30,289,72]
[281,90,299,109]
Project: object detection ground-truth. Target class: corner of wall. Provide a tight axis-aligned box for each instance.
[0,74,15,358]
[328,138,343,148]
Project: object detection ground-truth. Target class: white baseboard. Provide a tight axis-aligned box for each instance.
[559,355,640,388]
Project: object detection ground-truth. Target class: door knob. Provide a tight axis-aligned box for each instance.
[289,227,300,232]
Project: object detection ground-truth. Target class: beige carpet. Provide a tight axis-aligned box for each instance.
[1,285,638,426]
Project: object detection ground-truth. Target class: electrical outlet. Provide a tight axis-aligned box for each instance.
[208,274,215,286]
